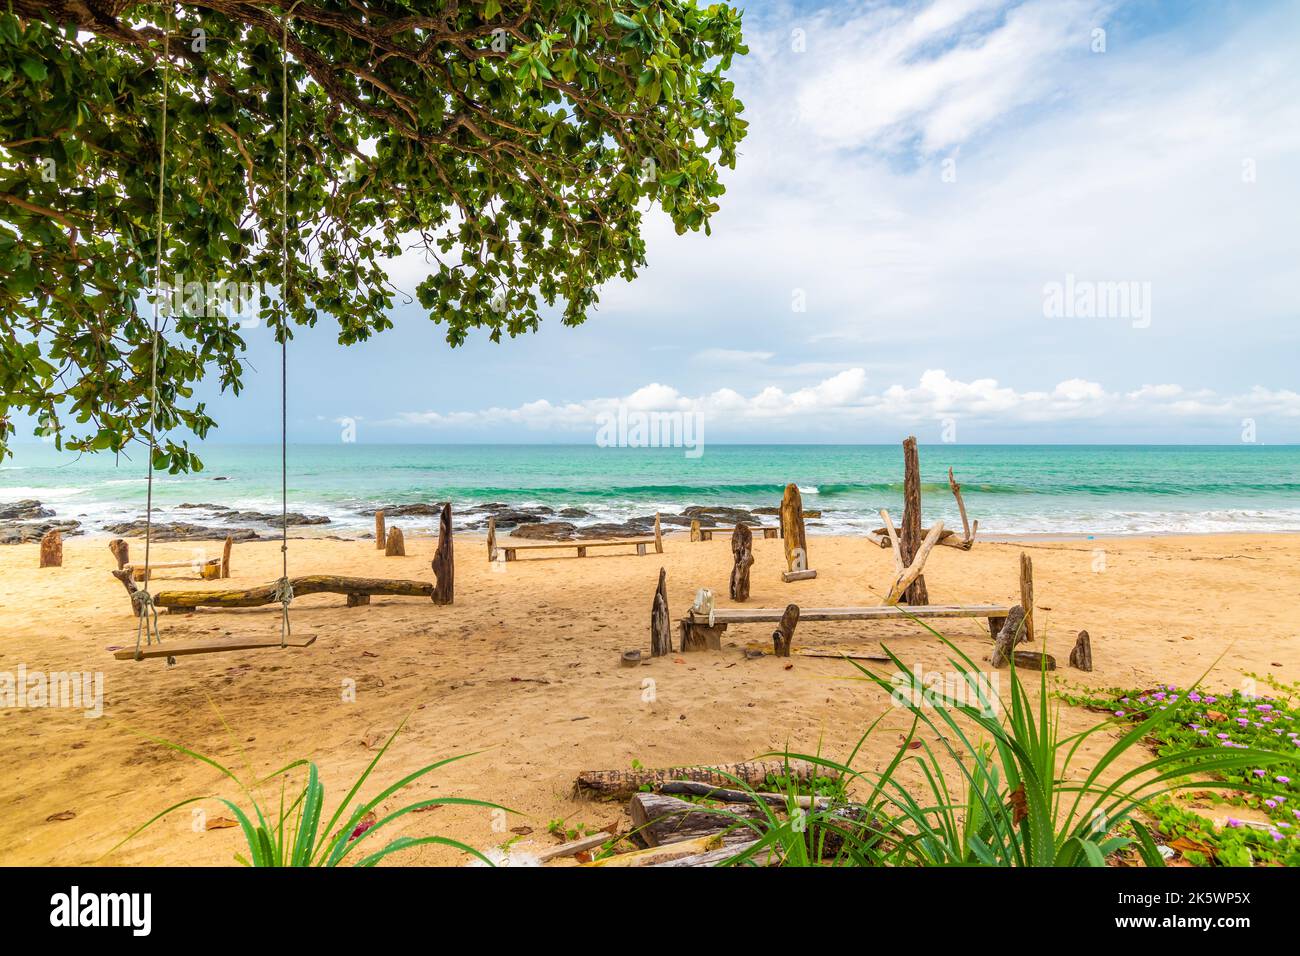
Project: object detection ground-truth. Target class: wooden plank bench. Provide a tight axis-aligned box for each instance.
[693,523,780,542]
[488,514,663,562]
[679,603,1011,650]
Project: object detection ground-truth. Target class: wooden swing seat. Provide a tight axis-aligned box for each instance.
[114,634,317,660]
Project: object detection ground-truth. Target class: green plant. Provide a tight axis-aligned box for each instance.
[1,4,747,464]
[1060,681,1299,865]
[110,718,504,867]
[716,626,1286,867]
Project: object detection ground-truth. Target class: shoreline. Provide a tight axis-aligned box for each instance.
[50,527,1300,543]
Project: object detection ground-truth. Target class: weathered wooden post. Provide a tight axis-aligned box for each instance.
[374,510,386,550]
[730,522,754,601]
[780,483,816,582]
[899,436,928,604]
[772,603,800,657]
[39,529,62,568]
[432,502,454,605]
[109,538,130,570]
[1069,630,1092,671]
[690,518,701,542]
[486,516,497,562]
[654,512,663,553]
[650,567,672,657]
[221,534,233,579]
[1019,552,1034,643]
[385,526,405,557]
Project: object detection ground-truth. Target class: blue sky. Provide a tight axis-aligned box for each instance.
[64,0,1300,445]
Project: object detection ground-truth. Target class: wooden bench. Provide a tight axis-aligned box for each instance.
[488,514,663,562]
[679,603,1011,650]
[693,523,780,542]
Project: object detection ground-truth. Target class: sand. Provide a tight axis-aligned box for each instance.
[0,530,1295,866]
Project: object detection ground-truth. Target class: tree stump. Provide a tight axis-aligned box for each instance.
[780,484,814,581]
[432,502,454,604]
[1068,630,1093,671]
[991,605,1028,667]
[772,603,800,658]
[690,519,701,542]
[730,522,754,601]
[384,526,405,556]
[650,567,672,657]
[109,538,130,570]
[39,529,62,568]
[374,510,386,550]
[899,436,928,605]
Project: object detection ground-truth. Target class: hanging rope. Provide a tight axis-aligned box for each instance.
[275,5,300,648]
[135,6,173,661]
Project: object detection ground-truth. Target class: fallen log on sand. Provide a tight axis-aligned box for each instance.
[113,573,435,612]
[574,759,830,802]
[630,793,763,847]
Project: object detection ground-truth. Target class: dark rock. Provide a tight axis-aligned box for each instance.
[176,503,231,511]
[222,510,330,527]
[682,505,754,525]
[575,522,647,539]
[0,499,54,520]
[512,521,578,540]
[359,503,447,517]
[101,521,260,542]
[557,507,591,518]
[0,519,82,545]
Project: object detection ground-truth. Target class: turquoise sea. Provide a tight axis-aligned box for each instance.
[3,443,1299,537]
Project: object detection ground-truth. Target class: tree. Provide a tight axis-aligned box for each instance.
[0,2,747,470]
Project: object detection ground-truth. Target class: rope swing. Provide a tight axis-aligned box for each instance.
[273,4,299,648]
[133,6,173,661]
[127,3,302,661]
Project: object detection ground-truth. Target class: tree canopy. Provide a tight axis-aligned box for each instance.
[0,1,747,470]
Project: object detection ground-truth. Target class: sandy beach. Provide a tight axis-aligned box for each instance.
[0,529,1294,866]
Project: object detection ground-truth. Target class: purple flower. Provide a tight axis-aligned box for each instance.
[1279,776,1292,784]
[1115,710,1125,717]
[1226,818,1243,828]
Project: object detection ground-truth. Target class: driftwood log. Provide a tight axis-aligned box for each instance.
[991,605,1028,667]
[899,436,929,604]
[39,529,62,568]
[431,503,453,604]
[384,526,405,557]
[1019,552,1034,643]
[1069,630,1093,671]
[648,783,881,859]
[132,574,435,611]
[948,467,978,549]
[630,792,763,848]
[1012,650,1056,670]
[374,510,386,550]
[772,603,800,657]
[650,567,672,657]
[109,537,130,570]
[729,522,754,601]
[574,759,827,802]
[881,511,944,605]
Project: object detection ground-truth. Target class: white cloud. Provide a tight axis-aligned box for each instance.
[387,369,1300,435]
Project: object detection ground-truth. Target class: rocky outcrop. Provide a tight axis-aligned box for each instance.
[102,521,260,542]
[0,499,55,520]
[222,510,330,527]
[0,519,82,545]
[512,521,578,540]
